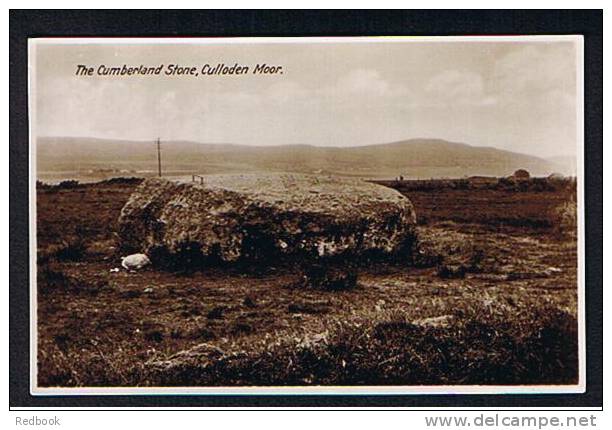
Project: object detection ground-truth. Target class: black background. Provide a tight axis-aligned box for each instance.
[9,9,603,409]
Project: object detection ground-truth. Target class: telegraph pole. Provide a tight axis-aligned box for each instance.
[156,137,162,177]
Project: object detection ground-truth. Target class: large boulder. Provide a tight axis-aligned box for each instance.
[117,174,416,267]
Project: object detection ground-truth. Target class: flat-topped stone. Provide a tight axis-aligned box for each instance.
[118,174,416,266]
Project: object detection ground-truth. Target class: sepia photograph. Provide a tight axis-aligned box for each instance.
[29,36,584,394]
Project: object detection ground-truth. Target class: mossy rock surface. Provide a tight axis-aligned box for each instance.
[118,174,416,267]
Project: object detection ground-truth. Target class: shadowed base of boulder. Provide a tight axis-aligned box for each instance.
[136,234,418,280]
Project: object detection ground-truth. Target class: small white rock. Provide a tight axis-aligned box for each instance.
[121,253,151,271]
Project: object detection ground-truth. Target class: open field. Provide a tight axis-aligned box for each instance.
[36,178,578,387]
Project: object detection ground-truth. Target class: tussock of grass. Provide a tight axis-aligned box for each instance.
[295,263,358,291]
[53,236,87,261]
[551,200,577,238]
[38,263,107,296]
[37,271,578,387]
[138,302,577,387]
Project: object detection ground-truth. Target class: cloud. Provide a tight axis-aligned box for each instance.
[486,44,577,123]
[336,69,391,96]
[493,45,575,96]
[33,41,579,157]
[267,81,310,104]
[424,70,491,107]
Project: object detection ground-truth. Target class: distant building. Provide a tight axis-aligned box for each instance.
[511,169,530,180]
[548,172,565,180]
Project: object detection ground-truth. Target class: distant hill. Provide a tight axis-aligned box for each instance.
[36,136,564,180]
[547,155,578,176]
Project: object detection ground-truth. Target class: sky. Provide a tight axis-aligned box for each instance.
[32,38,580,158]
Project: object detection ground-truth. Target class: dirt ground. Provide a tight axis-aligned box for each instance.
[36,178,579,387]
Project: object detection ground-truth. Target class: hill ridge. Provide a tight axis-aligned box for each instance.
[36,136,567,179]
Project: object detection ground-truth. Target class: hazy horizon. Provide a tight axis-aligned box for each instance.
[37,134,574,162]
[33,38,581,159]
